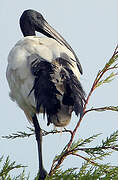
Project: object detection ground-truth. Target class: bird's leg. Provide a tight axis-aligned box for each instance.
[32,114,47,180]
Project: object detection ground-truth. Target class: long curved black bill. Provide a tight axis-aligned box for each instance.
[37,19,83,74]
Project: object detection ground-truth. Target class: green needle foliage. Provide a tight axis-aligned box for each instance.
[2,45,118,179]
[0,156,29,180]
[96,72,116,88]
[46,165,118,180]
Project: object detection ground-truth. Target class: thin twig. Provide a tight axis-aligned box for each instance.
[72,153,96,165]
[85,106,118,114]
[42,129,72,136]
[49,150,71,176]
[75,146,118,152]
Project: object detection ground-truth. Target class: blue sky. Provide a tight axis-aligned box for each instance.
[0,0,118,179]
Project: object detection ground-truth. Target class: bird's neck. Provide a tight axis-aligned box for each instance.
[20,20,36,37]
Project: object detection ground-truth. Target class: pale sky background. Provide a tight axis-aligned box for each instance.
[0,0,118,179]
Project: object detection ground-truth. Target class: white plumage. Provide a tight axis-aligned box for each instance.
[7,36,81,125]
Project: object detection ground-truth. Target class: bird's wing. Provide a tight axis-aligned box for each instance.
[28,54,85,126]
[53,57,86,116]
[28,54,62,125]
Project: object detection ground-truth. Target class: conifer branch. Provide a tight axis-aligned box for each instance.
[2,128,72,140]
[49,45,118,176]
[67,44,118,150]
[0,156,28,180]
[86,106,118,113]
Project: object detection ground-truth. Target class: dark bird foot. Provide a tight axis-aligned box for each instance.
[38,169,47,180]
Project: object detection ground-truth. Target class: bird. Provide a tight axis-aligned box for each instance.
[6,9,85,180]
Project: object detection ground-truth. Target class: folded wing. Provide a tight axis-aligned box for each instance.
[29,54,85,127]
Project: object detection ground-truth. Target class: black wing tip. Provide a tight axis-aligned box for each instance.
[62,67,85,117]
[77,62,83,75]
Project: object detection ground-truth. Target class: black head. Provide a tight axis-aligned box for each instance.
[20,9,46,36]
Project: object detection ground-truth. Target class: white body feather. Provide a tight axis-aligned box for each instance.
[6,36,80,124]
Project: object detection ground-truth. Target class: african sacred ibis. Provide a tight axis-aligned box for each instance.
[6,9,85,180]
